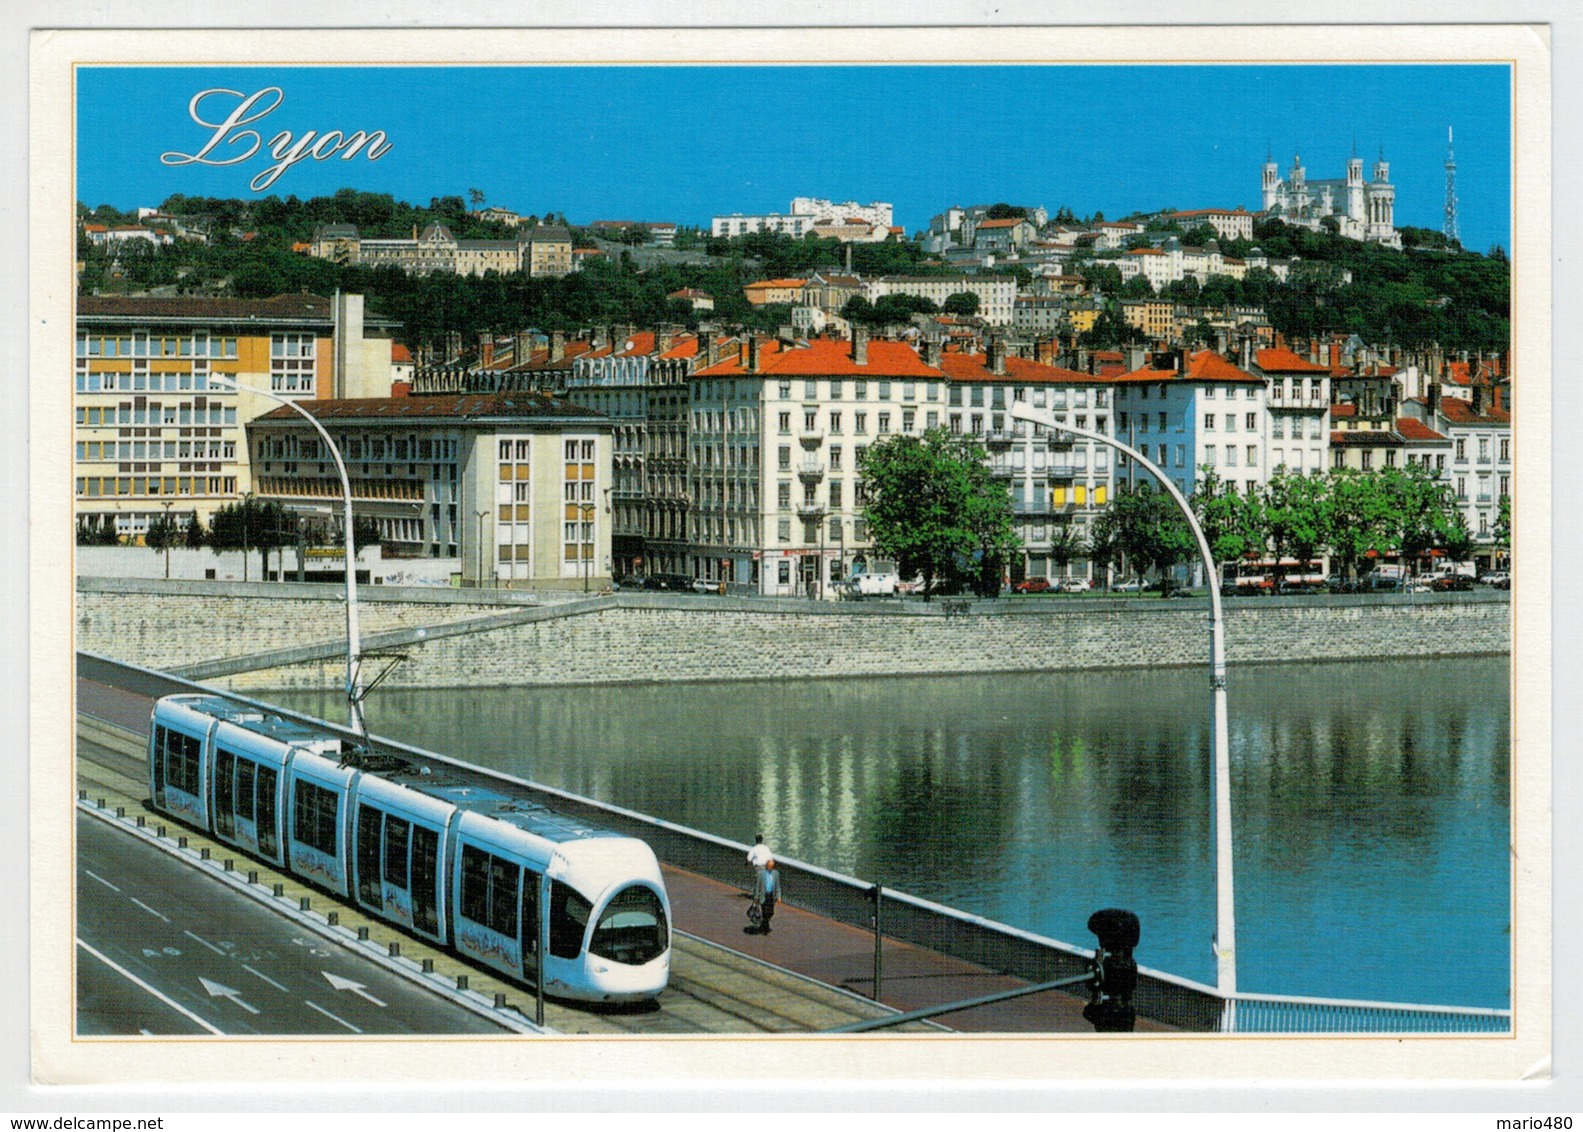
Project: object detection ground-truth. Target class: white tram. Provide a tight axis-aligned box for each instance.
[148,694,672,1004]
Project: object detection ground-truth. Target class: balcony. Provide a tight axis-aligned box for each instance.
[797,460,826,482]
[989,464,1016,478]
[1041,465,1080,479]
[796,503,827,520]
[799,426,825,445]
[983,429,1015,446]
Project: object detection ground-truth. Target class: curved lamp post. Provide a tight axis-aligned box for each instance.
[1008,402,1236,1000]
[209,374,367,744]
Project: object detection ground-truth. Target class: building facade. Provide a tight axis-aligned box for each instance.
[1260,151,1401,248]
[74,293,398,542]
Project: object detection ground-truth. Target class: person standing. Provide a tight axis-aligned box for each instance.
[752,859,781,934]
[747,834,772,871]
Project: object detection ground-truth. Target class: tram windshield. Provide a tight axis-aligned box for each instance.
[588,885,669,966]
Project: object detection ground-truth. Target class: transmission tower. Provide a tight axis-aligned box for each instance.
[1443,126,1460,245]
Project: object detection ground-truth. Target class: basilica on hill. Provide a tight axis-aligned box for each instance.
[1261,149,1402,248]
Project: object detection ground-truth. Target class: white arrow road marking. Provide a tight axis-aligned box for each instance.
[322,970,388,1007]
[76,939,224,1036]
[199,976,261,1014]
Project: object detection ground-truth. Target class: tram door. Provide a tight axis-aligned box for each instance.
[520,868,543,984]
[411,825,440,937]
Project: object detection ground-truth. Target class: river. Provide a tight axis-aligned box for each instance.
[262,654,1511,1009]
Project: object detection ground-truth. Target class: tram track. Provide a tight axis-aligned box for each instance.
[75,712,924,1035]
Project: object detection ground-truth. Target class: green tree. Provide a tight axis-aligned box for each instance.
[1493,493,1512,565]
[941,291,981,317]
[75,514,121,545]
[1376,463,1471,571]
[1322,468,1392,579]
[1103,485,1196,594]
[210,498,293,578]
[1191,467,1264,581]
[1260,469,1330,585]
[1047,520,1088,580]
[858,429,1017,600]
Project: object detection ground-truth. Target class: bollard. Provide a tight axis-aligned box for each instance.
[224,859,234,872]
[200,847,210,860]
[178,836,188,849]
[327,912,338,927]
[388,942,400,958]
[422,958,434,973]
[357,926,370,941]
[136,815,146,828]
[299,896,311,911]
[247,870,259,884]
[494,993,507,1009]
[116,806,125,818]
[157,825,166,838]
[272,883,284,897]
[78,790,86,801]
[97,798,106,809]
[456,975,469,991]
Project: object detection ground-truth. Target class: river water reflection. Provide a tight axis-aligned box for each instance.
[263,655,1510,1008]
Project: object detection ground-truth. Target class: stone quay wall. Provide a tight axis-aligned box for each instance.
[76,577,1512,692]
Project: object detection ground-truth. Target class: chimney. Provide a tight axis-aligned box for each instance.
[921,337,942,367]
[1472,379,1489,416]
[987,335,1006,375]
[747,335,761,373]
[1077,346,1090,374]
[1124,344,1146,373]
[1330,340,1341,369]
[1239,334,1253,372]
[704,334,719,368]
[1034,337,1053,366]
[515,330,533,365]
[853,323,869,366]
[1428,381,1442,417]
[550,330,565,363]
[1214,327,1230,356]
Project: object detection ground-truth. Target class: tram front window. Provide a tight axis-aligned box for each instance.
[589,885,668,966]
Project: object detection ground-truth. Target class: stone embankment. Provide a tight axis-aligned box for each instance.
[76,577,1511,692]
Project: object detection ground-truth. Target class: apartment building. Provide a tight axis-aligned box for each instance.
[74,292,398,541]
[246,392,612,588]
[864,275,1018,326]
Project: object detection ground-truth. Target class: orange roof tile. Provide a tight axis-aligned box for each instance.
[1437,395,1510,425]
[1256,347,1331,373]
[695,337,943,378]
[1114,350,1261,385]
[1395,417,1450,441]
[936,352,1100,385]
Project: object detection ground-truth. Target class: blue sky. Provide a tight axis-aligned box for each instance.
[77,64,1512,253]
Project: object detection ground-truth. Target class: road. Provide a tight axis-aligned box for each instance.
[76,810,509,1036]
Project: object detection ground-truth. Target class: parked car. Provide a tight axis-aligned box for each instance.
[1013,577,1052,594]
[1058,578,1093,593]
[1478,571,1510,587]
[692,578,725,594]
[1326,576,1364,594]
[1277,580,1324,595]
[1111,579,1145,592]
[1430,574,1475,592]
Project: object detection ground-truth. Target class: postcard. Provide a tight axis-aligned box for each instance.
[21,16,1559,1113]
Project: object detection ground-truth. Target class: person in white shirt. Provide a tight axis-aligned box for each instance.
[747,834,772,870]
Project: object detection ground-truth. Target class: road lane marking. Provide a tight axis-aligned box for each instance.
[304,999,363,1033]
[184,929,227,955]
[199,976,261,1015]
[244,964,289,992]
[130,897,170,923]
[76,938,224,1036]
[322,971,388,1007]
[84,870,121,892]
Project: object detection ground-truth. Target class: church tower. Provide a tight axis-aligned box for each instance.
[1289,154,1308,219]
[1262,150,1281,211]
[1368,148,1397,245]
[1346,150,1365,225]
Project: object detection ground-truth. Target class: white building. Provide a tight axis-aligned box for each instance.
[790,197,894,229]
[864,274,1019,326]
[1261,151,1401,248]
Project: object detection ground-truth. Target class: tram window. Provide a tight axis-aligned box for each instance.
[156,726,202,795]
[488,855,518,937]
[520,869,542,956]
[292,780,339,855]
[411,825,440,935]
[356,805,383,908]
[383,816,410,889]
[257,767,279,856]
[460,845,490,924]
[589,885,668,966]
[236,759,256,824]
[549,881,592,959]
[214,751,236,838]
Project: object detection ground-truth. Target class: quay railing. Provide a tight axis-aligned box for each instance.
[76,651,1513,1036]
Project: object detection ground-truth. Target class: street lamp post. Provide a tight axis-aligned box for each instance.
[1008,403,1237,1001]
[240,491,253,583]
[578,503,597,592]
[161,500,173,579]
[209,375,367,744]
[475,509,491,589]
